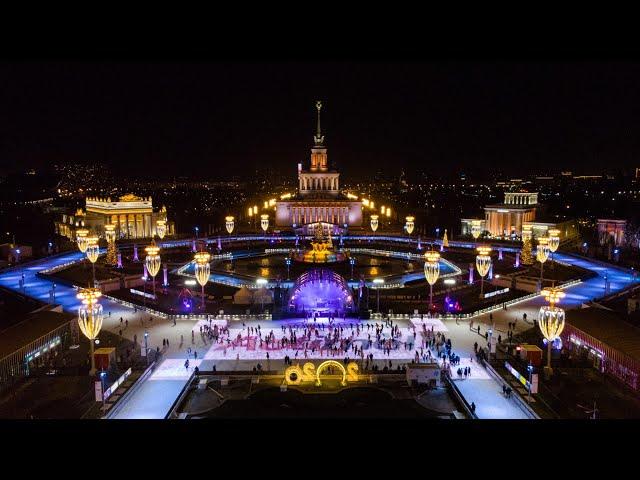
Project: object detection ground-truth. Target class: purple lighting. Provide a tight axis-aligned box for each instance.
[289,269,353,314]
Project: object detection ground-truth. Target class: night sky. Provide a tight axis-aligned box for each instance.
[1,61,639,180]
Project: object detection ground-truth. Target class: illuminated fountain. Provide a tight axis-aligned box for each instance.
[292,229,348,263]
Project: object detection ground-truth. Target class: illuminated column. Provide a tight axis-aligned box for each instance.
[117,251,122,268]
[488,263,493,280]
[468,264,474,285]
[163,263,168,287]
[515,251,520,268]
[192,239,197,253]
[133,244,139,262]
[143,262,148,280]
[498,248,503,261]
[417,236,422,250]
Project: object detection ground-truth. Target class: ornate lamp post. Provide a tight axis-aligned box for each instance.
[85,236,100,286]
[261,214,269,233]
[536,237,550,288]
[424,251,440,310]
[370,214,379,233]
[476,246,492,298]
[225,216,235,234]
[104,224,117,266]
[539,287,566,375]
[405,216,415,235]
[145,242,161,298]
[471,220,482,240]
[77,287,103,376]
[285,256,291,280]
[194,251,211,309]
[76,228,90,253]
[156,219,167,240]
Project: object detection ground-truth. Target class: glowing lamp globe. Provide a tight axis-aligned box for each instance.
[370,215,379,232]
[225,216,235,234]
[156,220,167,240]
[194,251,211,287]
[539,288,566,342]
[548,229,560,253]
[77,288,103,341]
[405,216,415,235]
[76,228,90,253]
[144,243,161,278]
[471,220,482,239]
[424,251,441,286]
[85,237,100,264]
[476,246,492,278]
[536,237,550,264]
[260,214,269,232]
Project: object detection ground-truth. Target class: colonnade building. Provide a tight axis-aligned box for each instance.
[55,194,174,240]
[275,102,362,232]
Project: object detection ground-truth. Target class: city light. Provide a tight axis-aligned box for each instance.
[156,219,167,239]
[194,251,211,309]
[261,214,269,232]
[75,228,89,253]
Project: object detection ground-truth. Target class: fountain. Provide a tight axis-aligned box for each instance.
[292,229,348,263]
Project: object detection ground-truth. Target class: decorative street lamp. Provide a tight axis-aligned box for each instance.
[537,237,550,288]
[156,219,167,240]
[476,246,492,298]
[104,224,117,266]
[194,251,211,309]
[471,220,482,240]
[85,236,100,286]
[77,287,103,376]
[76,228,90,253]
[145,241,161,298]
[373,278,384,313]
[370,214,379,232]
[261,214,269,233]
[405,216,415,235]
[225,216,235,234]
[539,287,566,375]
[424,251,440,310]
[285,256,292,280]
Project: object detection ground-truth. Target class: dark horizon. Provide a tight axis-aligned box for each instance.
[1,62,639,180]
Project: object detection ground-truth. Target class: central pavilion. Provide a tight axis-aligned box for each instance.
[275,101,362,235]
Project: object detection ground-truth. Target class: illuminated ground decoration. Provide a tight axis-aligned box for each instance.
[284,361,359,386]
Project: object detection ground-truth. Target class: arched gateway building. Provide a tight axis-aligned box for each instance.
[275,101,363,233]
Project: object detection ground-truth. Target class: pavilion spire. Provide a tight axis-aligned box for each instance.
[314,100,325,146]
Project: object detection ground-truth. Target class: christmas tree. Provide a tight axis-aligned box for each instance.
[521,235,534,265]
